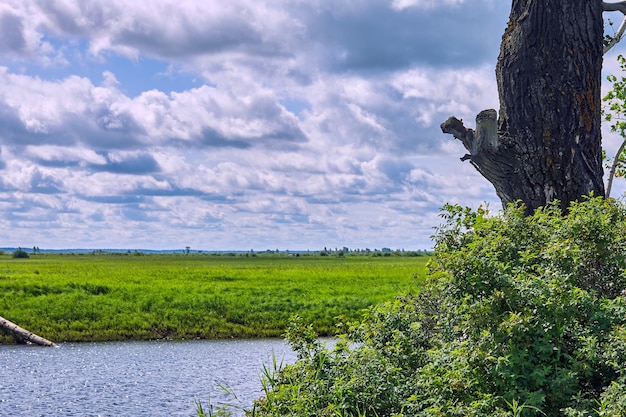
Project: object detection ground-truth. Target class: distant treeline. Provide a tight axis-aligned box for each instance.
[0,247,432,257]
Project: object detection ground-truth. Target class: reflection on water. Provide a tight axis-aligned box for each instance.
[0,339,298,417]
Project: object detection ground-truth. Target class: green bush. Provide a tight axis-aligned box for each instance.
[250,196,626,416]
[12,248,30,259]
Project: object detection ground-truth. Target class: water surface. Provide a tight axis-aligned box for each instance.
[0,339,297,417]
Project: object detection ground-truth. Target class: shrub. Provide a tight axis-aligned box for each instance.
[250,196,626,417]
[12,248,30,259]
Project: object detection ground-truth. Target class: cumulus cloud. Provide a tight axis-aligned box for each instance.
[0,0,514,249]
[391,0,466,11]
[391,65,499,126]
[0,11,26,53]
[0,68,308,151]
[31,0,300,60]
[298,0,505,72]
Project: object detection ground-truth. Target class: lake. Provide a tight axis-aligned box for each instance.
[0,339,300,417]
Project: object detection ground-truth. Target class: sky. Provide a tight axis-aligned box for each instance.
[0,0,625,251]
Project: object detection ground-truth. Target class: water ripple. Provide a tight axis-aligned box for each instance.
[0,339,297,417]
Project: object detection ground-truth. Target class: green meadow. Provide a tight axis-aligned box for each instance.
[0,252,428,344]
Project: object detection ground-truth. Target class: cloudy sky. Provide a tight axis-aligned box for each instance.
[0,0,624,251]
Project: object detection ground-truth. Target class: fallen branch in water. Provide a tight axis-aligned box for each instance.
[0,316,58,347]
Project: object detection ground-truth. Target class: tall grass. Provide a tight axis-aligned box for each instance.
[0,253,428,343]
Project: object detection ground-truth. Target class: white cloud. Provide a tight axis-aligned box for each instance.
[0,67,307,150]
[24,145,107,165]
[31,0,300,61]
[0,0,513,249]
[390,65,498,126]
[390,0,466,11]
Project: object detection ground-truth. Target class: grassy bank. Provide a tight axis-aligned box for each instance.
[0,252,428,343]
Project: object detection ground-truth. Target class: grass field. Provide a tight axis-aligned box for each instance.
[0,252,428,344]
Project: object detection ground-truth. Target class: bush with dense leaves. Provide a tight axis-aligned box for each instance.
[242,196,626,417]
[12,248,30,259]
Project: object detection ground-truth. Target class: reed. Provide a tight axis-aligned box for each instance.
[0,252,428,343]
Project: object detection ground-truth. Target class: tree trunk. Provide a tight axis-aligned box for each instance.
[0,316,58,347]
[441,0,606,212]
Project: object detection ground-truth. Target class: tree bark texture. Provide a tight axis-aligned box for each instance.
[442,0,606,212]
[0,315,58,347]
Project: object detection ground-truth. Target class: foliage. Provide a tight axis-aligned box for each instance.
[11,248,30,259]
[603,54,626,196]
[0,254,426,343]
[607,53,626,134]
[196,398,236,417]
[250,197,626,416]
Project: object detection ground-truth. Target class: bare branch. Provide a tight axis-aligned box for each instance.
[440,109,499,163]
[604,1,626,13]
[607,138,626,198]
[440,116,475,160]
[605,16,626,53]
[604,2,626,53]
[0,316,57,347]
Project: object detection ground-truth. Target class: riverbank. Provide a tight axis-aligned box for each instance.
[0,253,427,343]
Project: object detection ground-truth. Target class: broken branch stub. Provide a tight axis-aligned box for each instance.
[440,109,498,162]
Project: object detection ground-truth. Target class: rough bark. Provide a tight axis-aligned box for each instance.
[442,0,607,213]
[0,315,58,347]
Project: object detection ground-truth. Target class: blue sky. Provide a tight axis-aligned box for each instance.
[0,0,625,251]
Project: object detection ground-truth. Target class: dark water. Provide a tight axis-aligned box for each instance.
[0,339,297,417]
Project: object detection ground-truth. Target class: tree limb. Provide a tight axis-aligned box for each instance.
[605,16,626,53]
[607,138,626,197]
[0,316,58,347]
[440,110,498,162]
[604,2,626,53]
[440,116,474,161]
[604,1,626,13]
